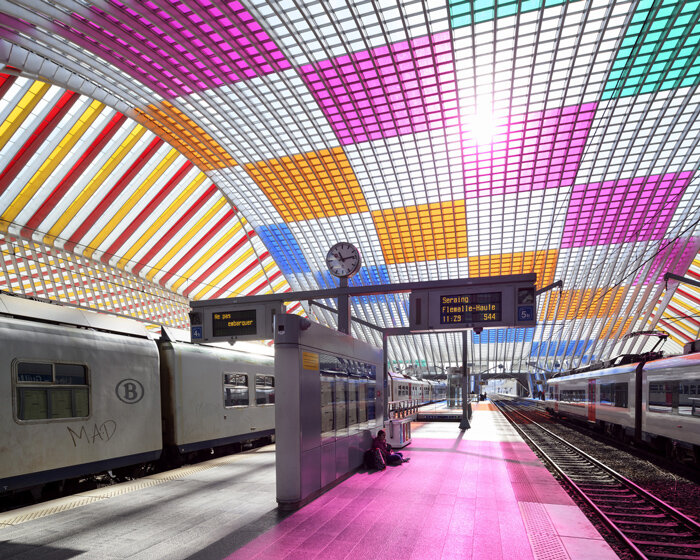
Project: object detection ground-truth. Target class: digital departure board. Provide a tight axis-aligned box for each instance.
[212,309,258,337]
[190,301,284,342]
[439,292,502,324]
[408,274,538,332]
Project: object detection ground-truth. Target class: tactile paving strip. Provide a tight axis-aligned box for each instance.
[0,459,230,527]
[519,501,570,560]
[0,495,105,526]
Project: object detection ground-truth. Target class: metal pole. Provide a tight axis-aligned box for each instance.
[459,330,471,430]
[337,277,350,334]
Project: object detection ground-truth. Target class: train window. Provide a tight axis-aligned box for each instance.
[15,362,89,420]
[55,363,87,385]
[17,362,52,383]
[679,381,700,416]
[223,373,249,407]
[255,375,275,405]
[560,389,586,404]
[648,382,675,413]
[599,382,628,408]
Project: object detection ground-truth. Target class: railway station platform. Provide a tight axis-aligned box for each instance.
[0,403,619,560]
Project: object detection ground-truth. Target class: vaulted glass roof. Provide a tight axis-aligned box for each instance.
[1,0,699,375]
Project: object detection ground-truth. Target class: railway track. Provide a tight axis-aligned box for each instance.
[493,398,700,560]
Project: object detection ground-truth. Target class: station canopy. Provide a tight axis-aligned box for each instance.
[1,0,700,375]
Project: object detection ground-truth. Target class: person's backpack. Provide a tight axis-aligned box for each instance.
[364,448,386,471]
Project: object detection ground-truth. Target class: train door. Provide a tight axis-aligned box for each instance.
[587,379,596,422]
[554,385,559,413]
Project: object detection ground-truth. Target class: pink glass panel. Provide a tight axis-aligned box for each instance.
[633,237,699,285]
[299,32,458,145]
[462,103,597,198]
[59,0,292,98]
[562,172,691,248]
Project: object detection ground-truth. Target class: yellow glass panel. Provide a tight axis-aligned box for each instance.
[135,101,237,170]
[245,147,367,222]
[372,201,468,265]
[468,250,558,290]
[540,287,625,321]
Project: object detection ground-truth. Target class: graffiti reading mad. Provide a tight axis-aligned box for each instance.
[67,420,117,447]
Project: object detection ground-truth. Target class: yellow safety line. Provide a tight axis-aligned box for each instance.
[145,197,229,282]
[84,148,180,260]
[169,220,244,292]
[43,125,149,245]
[0,82,52,152]
[116,172,207,269]
[2,100,105,234]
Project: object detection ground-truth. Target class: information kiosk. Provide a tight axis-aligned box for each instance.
[274,314,383,510]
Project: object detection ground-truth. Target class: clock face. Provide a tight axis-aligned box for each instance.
[326,242,362,278]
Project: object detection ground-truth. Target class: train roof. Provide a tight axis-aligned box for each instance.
[0,292,151,339]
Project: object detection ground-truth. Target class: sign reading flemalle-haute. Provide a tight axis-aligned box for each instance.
[409,274,537,332]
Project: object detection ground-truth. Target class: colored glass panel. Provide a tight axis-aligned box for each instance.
[530,340,594,357]
[256,223,310,275]
[540,288,625,321]
[468,250,558,290]
[65,1,291,98]
[245,148,366,222]
[449,0,574,27]
[603,0,700,99]
[462,103,597,198]
[136,102,237,170]
[372,201,468,265]
[562,172,691,248]
[472,327,535,344]
[634,237,700,285]
[299,31,458,146]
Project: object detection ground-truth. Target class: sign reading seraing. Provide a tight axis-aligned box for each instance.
[410,275,536,332]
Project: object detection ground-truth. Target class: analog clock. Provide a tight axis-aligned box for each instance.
[325,242,362,278]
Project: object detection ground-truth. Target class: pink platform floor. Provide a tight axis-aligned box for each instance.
[226,407,619,560]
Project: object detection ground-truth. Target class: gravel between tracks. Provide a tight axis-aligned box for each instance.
[510,412,700,560]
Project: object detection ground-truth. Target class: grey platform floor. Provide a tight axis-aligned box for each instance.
[0,446,283,560]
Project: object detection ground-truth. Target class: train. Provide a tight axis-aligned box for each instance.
[388,371,447,406]
[0,293,275,496]
[545,351,700,464]
[1,293,448,498]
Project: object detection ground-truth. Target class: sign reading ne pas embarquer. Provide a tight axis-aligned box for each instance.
[439,292,502,324]
[212,309,258,337]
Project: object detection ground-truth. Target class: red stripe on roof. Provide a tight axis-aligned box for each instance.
[0,73,17,98]
[100,160,194,264]
[64,137,163,253]
[0,91,79,197]
[657,319,693,342]
[182,231,257,297]
[157,208,235,286]
[21,113,128,239]
[676,287,700,306]
[130,183,218,277]
[249,270,282,295]
[207,251,271,300]
[666,303,700,328]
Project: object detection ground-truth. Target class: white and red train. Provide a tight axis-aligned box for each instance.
[544,352,700,463]
[387,371,447,406]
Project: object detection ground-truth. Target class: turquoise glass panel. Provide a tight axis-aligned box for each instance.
[449,0,574,28]
[602,0,700,100]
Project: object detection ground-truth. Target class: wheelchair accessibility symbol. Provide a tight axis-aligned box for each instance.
[191,325,203,339]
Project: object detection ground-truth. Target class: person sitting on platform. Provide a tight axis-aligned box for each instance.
[372,429,409,466]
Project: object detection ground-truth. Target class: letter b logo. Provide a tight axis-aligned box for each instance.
[116,379,144,404]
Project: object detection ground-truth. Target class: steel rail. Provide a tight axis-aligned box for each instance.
[493,398,700,560]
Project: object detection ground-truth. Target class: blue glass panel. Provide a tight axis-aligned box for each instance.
[472,327,535,344]
[256,223,310,275]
